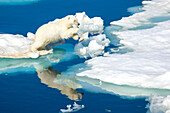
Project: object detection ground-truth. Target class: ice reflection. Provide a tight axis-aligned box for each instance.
[0,48,65,72]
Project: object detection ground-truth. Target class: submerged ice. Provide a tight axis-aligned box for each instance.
[0,0,40,5]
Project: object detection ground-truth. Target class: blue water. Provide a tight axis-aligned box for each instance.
[0,0,148,113]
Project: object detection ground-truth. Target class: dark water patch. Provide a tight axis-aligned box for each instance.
[0,0,143,35]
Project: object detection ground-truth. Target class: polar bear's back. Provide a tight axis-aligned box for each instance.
[35,23,62,42]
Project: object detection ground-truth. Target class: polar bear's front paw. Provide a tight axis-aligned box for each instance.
[73,34,79,40]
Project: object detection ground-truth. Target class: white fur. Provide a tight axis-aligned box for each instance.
[31,15,79,52]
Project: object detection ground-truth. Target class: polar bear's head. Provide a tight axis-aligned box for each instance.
[64,15,79,27]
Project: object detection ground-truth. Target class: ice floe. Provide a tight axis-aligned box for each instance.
[74,33,110,58]
[73,0,170,90]
[76,76,170,98]
[110,0,170,30]
[147,95,170,113]
[75,12,110,58]
[0,34,39,58]
[75,12,103,37]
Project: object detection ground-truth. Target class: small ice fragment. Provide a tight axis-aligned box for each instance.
[73,102,84,110]
[60,105,73,113]
[105,109,111,112]
[60,102,84,113]
[27,32,35,40]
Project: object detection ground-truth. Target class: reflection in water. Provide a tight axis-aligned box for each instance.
[0,48,66,72]
[34,65,83,101]
[0,47,83,100]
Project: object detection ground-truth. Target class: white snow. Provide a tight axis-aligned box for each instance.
[75,75,170,97]
[147,95,170,113]
[74,33,110,58]
[75,12,110,58]
[74,0,170,90]
[0,34,39,58]
[75,12,103,37]
[110,0,170,30]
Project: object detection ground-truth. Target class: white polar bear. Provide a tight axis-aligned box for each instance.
[31,15,79,52]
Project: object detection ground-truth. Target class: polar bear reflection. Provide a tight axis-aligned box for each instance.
[34,65,83,100]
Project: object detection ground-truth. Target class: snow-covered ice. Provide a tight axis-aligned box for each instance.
[74,33,110,58]
[75,12,103,37]
[72,0,170,90]
[147,95,170,113]
[0,34,39,58]
[75,12,110,58]
[110,0,170,30]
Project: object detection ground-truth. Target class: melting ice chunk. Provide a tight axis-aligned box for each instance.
[75,12,110,58]
[75,12,103,37]
[147,95,170,113]
[60,102,84,113]
[74,34,110,58]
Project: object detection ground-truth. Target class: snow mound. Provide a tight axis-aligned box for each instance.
[147,95,170,113]
[75,12,110,58]
[0,34,39,58]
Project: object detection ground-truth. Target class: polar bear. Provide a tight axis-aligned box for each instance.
[31,15,79,52]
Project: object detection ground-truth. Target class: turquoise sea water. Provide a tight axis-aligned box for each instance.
[0,0,148,113]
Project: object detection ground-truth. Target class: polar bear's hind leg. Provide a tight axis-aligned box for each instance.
[31,40,46,52]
